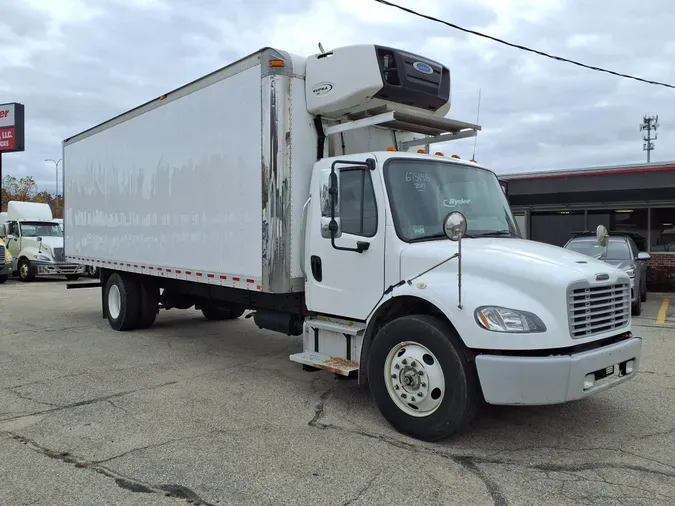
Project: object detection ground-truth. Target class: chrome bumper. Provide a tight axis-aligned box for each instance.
[33,261,86,275]
[475,336,642,405]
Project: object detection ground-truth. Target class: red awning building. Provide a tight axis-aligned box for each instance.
[501,160,675,292]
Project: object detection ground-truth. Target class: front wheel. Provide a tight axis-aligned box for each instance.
[18,259,35,282]
[632,296,642,316]
[367,314,482,442]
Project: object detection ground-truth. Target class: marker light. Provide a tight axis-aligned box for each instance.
[386,146,397,151]
[269,59,285,67]
[434,152,444,156]
[451,154,461,159]
[417,149,427,153]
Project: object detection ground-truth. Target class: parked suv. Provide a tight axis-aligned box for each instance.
[563,232,650,315]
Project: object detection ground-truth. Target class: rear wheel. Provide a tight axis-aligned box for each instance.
[201,305,245,321]
[367,314,481,442]
[104,273,141,331]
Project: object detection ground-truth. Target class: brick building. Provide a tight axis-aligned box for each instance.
[500,160,675,292]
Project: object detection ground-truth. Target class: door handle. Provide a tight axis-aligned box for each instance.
[310,255,322,282]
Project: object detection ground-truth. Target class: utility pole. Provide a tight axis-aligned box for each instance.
[45,158,62,196]
[639,115,659,163]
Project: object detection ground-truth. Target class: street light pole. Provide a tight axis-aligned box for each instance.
[45,158,62,197]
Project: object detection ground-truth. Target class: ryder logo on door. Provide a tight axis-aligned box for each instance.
[0,103,25,153]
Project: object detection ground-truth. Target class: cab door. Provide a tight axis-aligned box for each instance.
[305,155,386,321]
[5,221,21,258]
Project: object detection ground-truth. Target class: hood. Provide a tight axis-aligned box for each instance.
[399,237,629,290]
[24,236,63,250]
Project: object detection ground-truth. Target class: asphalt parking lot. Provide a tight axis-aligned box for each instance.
[1,279,674,506]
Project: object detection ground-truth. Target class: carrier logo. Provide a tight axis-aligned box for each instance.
[413,61,434,75]
[312,82,334,96]
[595,273,610,281]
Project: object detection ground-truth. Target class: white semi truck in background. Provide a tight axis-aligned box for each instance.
[63,44,641,441]
[1,201,85,281]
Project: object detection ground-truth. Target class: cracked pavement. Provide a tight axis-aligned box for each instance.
[0,280,673,505]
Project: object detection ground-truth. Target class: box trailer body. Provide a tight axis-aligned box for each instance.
[65,49,312,294]
[63,44,642,442]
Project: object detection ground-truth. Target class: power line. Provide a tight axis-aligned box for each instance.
[373,0,675,90]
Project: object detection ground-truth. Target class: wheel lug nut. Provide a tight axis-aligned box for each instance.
[391,374,397,379]
[418,370,424,376]
[401,393,407,399]
[417,392,423,397]
[394,385,399,390]
[394,364,400,370]
[401,359,407,365]
[411,361,416,367]
[421,382,427,387]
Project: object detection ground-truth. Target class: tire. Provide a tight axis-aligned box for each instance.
[137,282,159,329]
[367,314,481,442]
[103,273,141,331]
[18,259,35,282]
[0,274,8,284]
[201,305,246,321]
[65,274,80,281]
[632,296,642,316]
[641,283,647,302]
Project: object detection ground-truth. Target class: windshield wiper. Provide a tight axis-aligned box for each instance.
[474,230,517,238]
[409,232,476,242]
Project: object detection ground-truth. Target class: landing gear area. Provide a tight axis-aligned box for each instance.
[101,271,246,331]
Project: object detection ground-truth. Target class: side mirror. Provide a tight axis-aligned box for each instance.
[499,179,508,196]
[596,225,609,247]
[443,211,467,241]
[320,216,341,238]
[637,252,651,261]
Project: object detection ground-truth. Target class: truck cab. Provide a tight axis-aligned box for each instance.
[2,201,85,281]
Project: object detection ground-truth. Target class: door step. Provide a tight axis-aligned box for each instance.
[306,318,365,336]
[289,351,359,376]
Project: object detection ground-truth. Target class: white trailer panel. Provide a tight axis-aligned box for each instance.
[64,48,311,294]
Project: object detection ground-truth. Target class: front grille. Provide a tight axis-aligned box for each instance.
[567,282,631,339]
[0,245,4,264]
[53,247,64,262]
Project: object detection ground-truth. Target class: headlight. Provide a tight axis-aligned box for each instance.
[37,254,52,262]
[475,306,547,333]
[6,251,12,262]
[625,268,635,278]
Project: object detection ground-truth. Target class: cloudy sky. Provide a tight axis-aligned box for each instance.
[2,0,674,193]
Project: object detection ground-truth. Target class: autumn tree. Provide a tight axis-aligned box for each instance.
[1,175,63,218]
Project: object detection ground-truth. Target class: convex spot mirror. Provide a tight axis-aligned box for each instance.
[444,211,467,241]
[596,225,609,247]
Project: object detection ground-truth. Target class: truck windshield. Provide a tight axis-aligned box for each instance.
[383,159,519,242]
[19,222,63,237]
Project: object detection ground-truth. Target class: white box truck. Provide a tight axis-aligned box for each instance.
[63,44,641,441]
